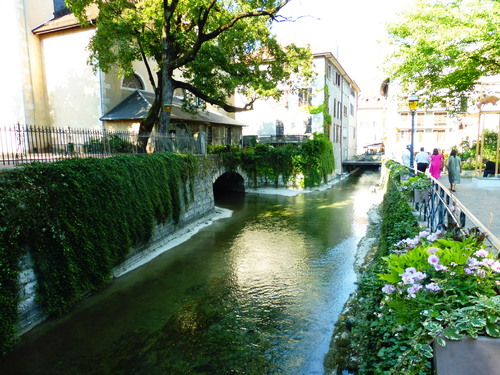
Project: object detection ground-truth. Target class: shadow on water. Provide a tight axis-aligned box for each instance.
[0,171,383,375]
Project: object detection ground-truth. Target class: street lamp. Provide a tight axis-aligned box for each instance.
[408,94,419,169]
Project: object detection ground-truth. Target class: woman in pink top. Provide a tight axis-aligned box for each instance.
[429,148,444,179]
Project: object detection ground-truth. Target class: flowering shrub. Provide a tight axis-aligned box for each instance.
[400,174,432,198]
[376,232,500,373]
[385,159,411,180]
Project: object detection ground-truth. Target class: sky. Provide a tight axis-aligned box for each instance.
[272,0,415,94]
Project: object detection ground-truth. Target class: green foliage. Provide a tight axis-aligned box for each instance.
[309,85,332,134]
[385,159,411,180]
[400,173,432,198]
[379,178,420,253]
[385,0,500,110]
[452,129,498,170]
[66,0,314,132]
[209,133,334,188]
[327,169,499,375]
[0,154,196,354]
[83,134,134,154]
[374,233,500,374]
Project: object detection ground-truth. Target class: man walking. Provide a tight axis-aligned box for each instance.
[402,144,412,168]
[415,147,430,173]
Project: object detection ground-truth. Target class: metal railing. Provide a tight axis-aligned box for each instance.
[412,176,500,252]
[257,134,310,144]
[0,124,206,165]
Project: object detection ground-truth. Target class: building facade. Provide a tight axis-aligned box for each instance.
[3,0,244,152]
[235,52,360,173]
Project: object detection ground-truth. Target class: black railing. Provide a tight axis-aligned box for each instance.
[257,134,310,144]
[0,124,206,165]
[412,177,500,252]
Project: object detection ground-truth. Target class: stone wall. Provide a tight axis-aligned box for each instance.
[16,155,218,335]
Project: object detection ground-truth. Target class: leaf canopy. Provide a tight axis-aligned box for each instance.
[384,0,500,110]
[66,0,314,112]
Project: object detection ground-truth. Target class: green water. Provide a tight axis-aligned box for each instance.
[0,172,381,375]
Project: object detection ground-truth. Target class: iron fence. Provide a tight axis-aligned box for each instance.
[412,177,500,252]
[0,124,206,166]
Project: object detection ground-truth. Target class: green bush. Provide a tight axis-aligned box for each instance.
[326,166,499,375]
[0,153,196,354]
[84,134,134,154]
[209,133,334,188]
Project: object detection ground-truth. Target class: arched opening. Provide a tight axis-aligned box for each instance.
[213,172,245,202]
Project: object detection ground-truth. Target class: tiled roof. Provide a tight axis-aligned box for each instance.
[32,5,98,34]
[100,90,245,127]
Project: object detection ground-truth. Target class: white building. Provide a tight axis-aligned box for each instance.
[235,52,360,173]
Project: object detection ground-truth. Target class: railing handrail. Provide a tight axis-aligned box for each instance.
[0,124,210,166]
[390,160,499,253]
[429,178,500,251]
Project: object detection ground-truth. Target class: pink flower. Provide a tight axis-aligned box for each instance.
[474,249,489,258]
[426,247,439,254]
[491,261,500,273]
[428,254,440,265]
[434,264,448,271]
[467,257,480,267]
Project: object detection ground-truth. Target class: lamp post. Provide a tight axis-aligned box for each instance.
[408,94,419,169]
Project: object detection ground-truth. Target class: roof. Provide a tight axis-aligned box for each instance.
[100,91,246,127]
[314,52,361,93]
[32,4,98,34]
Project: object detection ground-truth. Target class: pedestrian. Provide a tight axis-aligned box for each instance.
[439,149,445,171]
[447,149,462,192]
[482,158,498,177]
[402,144,412,168]
[415,147,430,173]
[429,148,444,179]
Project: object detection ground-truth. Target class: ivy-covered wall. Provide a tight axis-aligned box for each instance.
[0,140,337,356]
[0,154,197,355]
[209,133,335,188]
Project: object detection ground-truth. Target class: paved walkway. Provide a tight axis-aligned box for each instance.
[436,174,500,244]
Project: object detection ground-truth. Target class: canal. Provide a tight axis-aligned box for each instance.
[0,171,382,375]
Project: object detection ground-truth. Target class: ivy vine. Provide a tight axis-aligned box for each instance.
[0,153,196,355]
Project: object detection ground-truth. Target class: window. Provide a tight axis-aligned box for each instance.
[276,120,284,136]
[343,105,347,116]
[434,112,447,126]
[326,65,332,80]
[305,117,312,133]
[335,72,341,86]
[434,130,445,142]
[416,112,425,127]
[298,88,312,108]
[350,103,354,116]
[122,74,145,90]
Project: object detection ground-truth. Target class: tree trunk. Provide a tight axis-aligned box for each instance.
[137,90,162,153]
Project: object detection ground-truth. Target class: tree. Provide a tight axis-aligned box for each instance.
[384,0,500,110]
[66,0,314,150]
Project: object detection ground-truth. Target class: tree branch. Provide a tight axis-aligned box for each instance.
[173,79,256,112]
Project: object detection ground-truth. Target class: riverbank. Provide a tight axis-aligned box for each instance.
[114,173,351,279]
[113,206,234,278]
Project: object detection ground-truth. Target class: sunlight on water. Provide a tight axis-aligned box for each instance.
[0,172,383,375]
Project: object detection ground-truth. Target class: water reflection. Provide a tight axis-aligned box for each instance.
[0,172,382,375]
